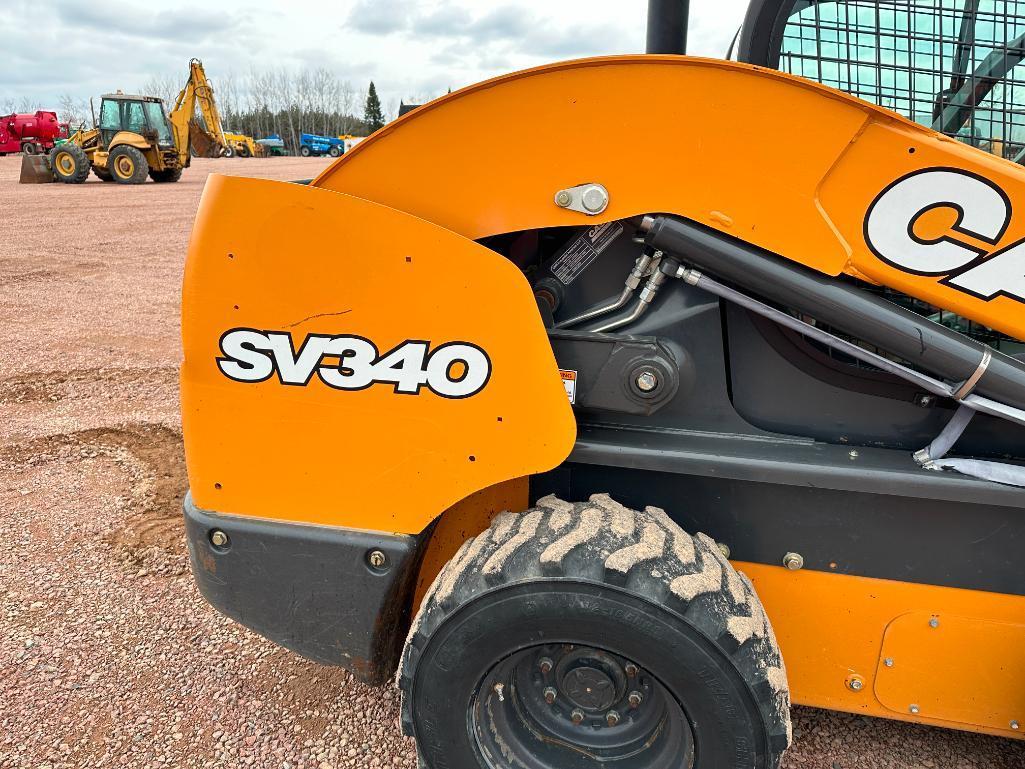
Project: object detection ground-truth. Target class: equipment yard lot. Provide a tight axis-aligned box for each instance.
[0,154,1020,769]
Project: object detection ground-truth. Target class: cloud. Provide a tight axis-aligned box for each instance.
[346,0,416,35]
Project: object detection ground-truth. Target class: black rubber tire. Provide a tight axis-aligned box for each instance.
[399,495,791,769]
[108,145,149,184]
[22,141,38,155]
[328,145,341,157]
[149,167,183,183]
[92,166,114,182]
[49,143,90,184]
[237,144,251,158]
[300,145,312,157]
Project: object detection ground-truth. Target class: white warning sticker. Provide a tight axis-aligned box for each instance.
[551,221,624,285]
[560,369,577,404]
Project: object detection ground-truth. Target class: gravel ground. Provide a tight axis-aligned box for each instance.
[1,154,1023,768]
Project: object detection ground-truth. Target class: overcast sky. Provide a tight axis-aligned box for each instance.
[2,0,750,116]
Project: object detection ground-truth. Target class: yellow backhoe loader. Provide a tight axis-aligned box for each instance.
[179,1,1025,767]
[49,59,233,185]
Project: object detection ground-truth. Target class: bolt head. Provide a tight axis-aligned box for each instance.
[209,530,229,548]
[635,370,659,392]
[570,708,585,725]
[849,450,859,459]
[628,691,642,708]
[581,185,609,213]
[555,190,572,207]
[1011,720,1020,730]
[884,658,894,667]
[605,710,621,727]
[368,550,387,569]
[846,676,864,692]
[538,656,554,674]
[783,552,804,571]
[543,686,557,704]
[929,617,939,628]
[909,704,920,714]
[625,663,638,677]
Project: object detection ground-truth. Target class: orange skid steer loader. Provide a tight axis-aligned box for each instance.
[180,3,1025,767]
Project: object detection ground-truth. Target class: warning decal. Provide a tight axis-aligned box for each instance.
[551,221,624,285]
[560,369,577,404]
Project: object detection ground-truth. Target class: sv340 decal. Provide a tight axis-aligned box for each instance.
[217,328,492,399]
[865,167,1025,304]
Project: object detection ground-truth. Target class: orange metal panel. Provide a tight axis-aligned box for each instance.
[313,56,1025,341]
[181,176,575,533]
[742,562,1025,738]
[875,612,1025,731]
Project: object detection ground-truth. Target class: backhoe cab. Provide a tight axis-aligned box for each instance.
[51,92,185,184]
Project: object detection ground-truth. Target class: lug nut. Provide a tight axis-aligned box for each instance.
[543,687,557,705]
[570,708,585,725]
[628,691,643,708]
[538,656,554,674]
[493,683,505,702]
[209,530,229,548]
[782,552,804,570]
[625,663,638,677]
[635,370,659,392]
[368,550,387,569]
[605,710,621,727]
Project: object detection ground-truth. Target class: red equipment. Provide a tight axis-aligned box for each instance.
[0,111,69,156]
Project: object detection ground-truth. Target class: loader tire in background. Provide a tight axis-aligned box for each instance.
[399,495,792,769]
[49,144,90,184]
[92,166,114,182]
[149,167,183,183]
[22,141,38,155]
[108,145,148,184]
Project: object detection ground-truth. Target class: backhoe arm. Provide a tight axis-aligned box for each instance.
[169,58,228,162]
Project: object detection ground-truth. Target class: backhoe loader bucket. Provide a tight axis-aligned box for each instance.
[188,121,226,158]
[19,153,53,184]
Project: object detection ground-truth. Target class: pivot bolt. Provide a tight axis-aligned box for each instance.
[581,185,609,213]
[605,710,621,727]
[570,708,585,725]
[209,530,229,548]
[368,550,387,569]
[543,687,557,705]
[635,370,659,392]
[628,691,643,709]
[783,552,804,571]
[555,190,572,207]
[538,656,554,674]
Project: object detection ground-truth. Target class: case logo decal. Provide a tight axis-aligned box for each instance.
[217,328,492,399]
[865,167,1025,304]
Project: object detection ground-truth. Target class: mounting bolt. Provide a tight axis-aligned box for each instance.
[605,710,621,727]
[581,185,609,213]
[543,686,557,705]
[849,450,859,459]
[909,704,920,714]
[884,658,894,667]
[915,394,936,408]
[209,530,229,548]
[783,552,804,571]
[625,663,639,677]
[929,617,939,628]
[493,683,505,702]
[846,675,865,692]
[570,708,585,725]
[538,656,554,674]
[1011,720,1020,730]
[717,541,731,559]
[628,691,643,709]
[368,550,387,569]
[555,189,573,208]
[635,370,659,392]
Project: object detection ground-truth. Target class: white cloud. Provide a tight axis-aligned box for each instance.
[1,0,750,116]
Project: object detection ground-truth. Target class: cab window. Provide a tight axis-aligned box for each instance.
[99,99,121,131]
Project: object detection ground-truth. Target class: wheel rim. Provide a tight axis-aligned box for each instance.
[472,644,693,768]
[56,153,75,175]
[115,155,134,177]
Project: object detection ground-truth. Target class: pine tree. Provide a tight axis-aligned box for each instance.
[363,82,385,133]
